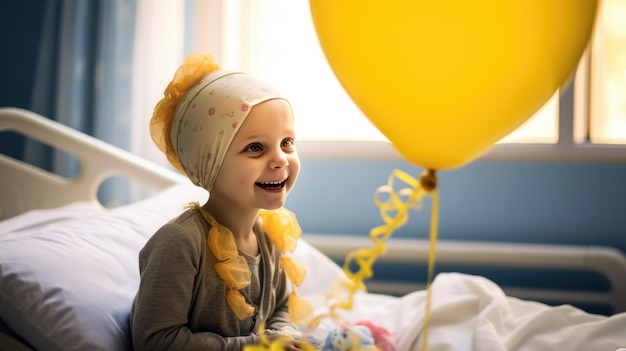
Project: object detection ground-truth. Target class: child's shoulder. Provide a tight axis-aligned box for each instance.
[138,209,209,267]
[171,207,206,227]
[148,208,208,247]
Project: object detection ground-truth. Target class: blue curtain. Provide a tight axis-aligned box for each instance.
[22,0,137,205]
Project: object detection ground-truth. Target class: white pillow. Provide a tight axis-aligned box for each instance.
[0,183,207,351]
[0,182,342,350]
[0,201,102,237]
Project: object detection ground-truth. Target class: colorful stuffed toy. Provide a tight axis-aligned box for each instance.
[322,324,376,351]
[354,320,397,351]
[320,320,396,351]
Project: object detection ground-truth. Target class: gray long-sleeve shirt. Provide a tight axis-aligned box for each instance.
[131,208,293,350]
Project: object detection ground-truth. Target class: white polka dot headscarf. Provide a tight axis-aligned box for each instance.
[171,71,289,192]
[149,54,290,192]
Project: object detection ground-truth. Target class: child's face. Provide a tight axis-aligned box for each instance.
[209,99,300,212]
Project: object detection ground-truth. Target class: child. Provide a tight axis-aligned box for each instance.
[131,53,313,351]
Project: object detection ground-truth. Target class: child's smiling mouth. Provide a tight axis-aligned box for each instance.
[255,179,287,190]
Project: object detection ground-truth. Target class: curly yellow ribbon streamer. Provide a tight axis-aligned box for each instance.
[324,169,439,351]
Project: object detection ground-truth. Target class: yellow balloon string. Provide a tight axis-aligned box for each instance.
[322,169,438,350]
[422,186,438,351]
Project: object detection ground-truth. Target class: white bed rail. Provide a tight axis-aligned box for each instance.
[305,234,626,314]
[0,107,186,220]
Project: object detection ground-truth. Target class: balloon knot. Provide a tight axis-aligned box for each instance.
[419,170,437,192]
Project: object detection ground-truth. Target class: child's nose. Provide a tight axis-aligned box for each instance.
[270,150,289,169]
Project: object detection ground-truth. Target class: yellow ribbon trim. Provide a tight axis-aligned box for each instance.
[191,204,317,328]
[259,209,319,327]
[281,255,306,287]
[259,207,301,253]
[150,52,221,175]
[195,205,255,319]
[244,323,318,351]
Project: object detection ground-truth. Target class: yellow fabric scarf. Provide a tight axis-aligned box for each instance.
[192,203,317,326]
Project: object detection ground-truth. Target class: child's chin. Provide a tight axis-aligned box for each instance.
[262,203,284,211]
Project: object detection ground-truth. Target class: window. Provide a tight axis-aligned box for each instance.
[589,0,626,145]
[191,0,625,162]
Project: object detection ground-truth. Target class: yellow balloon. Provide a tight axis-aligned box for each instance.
[310,1,598,170]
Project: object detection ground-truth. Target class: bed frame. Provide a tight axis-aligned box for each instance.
[0,107,186,220]
[306,235,626,314]
[2,107,625,316]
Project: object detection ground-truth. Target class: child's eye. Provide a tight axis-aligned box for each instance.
[244,143,263,152]
[282,138,294,148]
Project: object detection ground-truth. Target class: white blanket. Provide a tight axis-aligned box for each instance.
[329,272,626,351]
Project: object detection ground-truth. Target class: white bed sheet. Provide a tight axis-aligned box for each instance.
[328,273,626,350]
[1,183,625,351]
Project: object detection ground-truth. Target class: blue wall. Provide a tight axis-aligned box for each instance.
[288,159,626,252]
